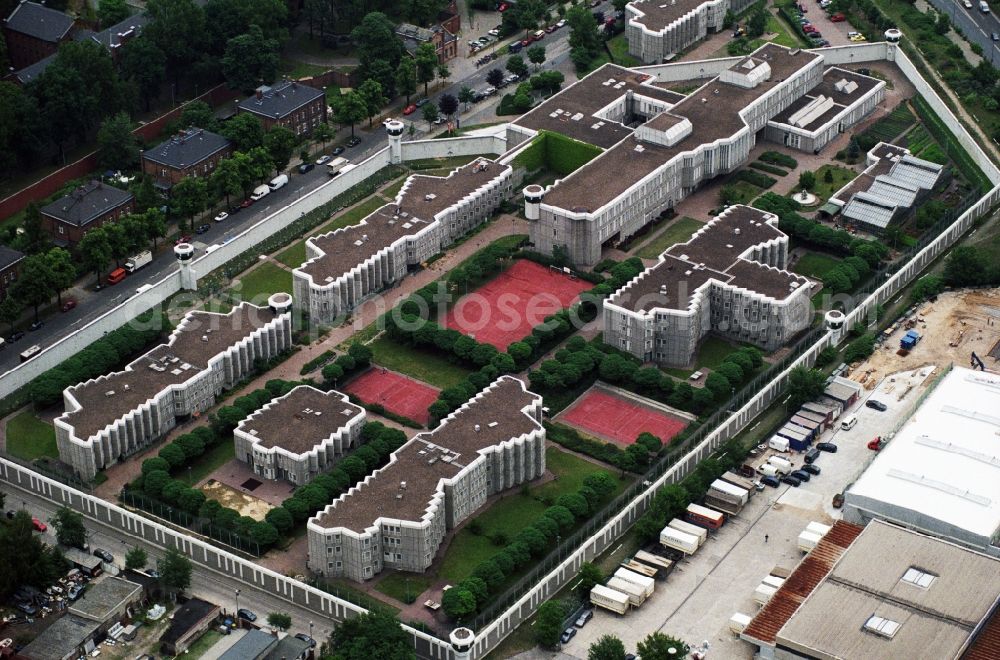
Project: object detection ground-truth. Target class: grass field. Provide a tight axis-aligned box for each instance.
[368,336,472,389]
[606,34,641,66]
[185,630,223,659]
[6,411,57,461]
[375,573,434,603]
[437,447,628,584]
[663,335,745,378]
[278,57,328,79]
[231,262,292,302]
[275,241,308,269]
[727,180,765,205]
[188,441,236,485]
[635,216,703,259]
[792,251,842,280]
[806,165,857,202]
[768,13,808,48]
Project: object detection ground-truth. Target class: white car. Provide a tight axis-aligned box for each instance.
[556,19,567,28]
[316,155,332,165]
[213,211,228,222]
[488,28,500,36]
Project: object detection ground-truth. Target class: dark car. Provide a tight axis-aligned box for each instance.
[802,463,821,476]
[9,330,24,342]
[298,162,315,174]
[332,146,345,156]
[415,98,429,107]
[761,475,781,488]
[61,299,77,312]
[560,627,576,644]
[228,204,242,215]
[347,136,362,147]
[240,198,254,209]
[29,320,43,331]
[195,224,211,235]
[816,442,838,453]
[790,469,811,483]
[781,474,802,487]
[804,448,820,464]
[93,548,114,563]
[237,608,257,622]
[294,633,316,648]
[67,584,84,601]
[5,510,14,519]
[865,399,888,411]
[15,602,37,615]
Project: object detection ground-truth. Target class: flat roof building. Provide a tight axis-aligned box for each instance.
[308,376,545,581]
[293,158,512,326]
[844,366,1000,551]
[159,598,221,656]
[625,0,757,64]
[234,385,366,485]
[743,520,1000,659]
[603,205,814,366]
[55,299,294,479]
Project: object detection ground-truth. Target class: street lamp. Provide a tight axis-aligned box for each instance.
[309,621,314,641]
[234,589,241,617]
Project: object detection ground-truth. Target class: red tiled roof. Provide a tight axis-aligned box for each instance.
[963,606,1000,660]
[742,521,863,645]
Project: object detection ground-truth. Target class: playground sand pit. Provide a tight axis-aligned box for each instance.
[201,480,274,521]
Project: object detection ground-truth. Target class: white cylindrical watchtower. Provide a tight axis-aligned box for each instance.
[825,309,846,343]
[449,627,475,660]
[523,184,544,220]
[267,292,293,315]
[175,243,197,290]
[386,119,405,164]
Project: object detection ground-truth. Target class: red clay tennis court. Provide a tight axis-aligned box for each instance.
[558,387,688,447]
[445,260,591,350]
[343,369,439,426]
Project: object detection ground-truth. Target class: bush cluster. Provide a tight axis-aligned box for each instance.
[759,151,798,169]
[820,255,872,294]
[547,423,663,473]
[844,332,876,363]
[319,343,373,387]
[300,350,336,375]
[734,169,776,189]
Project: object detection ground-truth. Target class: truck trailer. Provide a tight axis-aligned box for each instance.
[607,577,647,607]
[685,503,725,529]
[620,560,657,579]
[634,550,675,577]
[613,567,655,598]
[709,479,749,506]
[798,530,823,552]
[590,584,629,615]
[720,471,757,494]
[667,519,707,546]
[660,526,700,555]
[124,250,152,273]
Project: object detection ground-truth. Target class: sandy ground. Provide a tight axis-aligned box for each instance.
[201,481,274,520]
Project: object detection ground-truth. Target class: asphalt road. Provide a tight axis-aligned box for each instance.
[925,0,1000,65]
[3,484,335,645]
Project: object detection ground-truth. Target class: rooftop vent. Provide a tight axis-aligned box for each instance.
[734,227,741,235]
[400,481,407,489]
[249,429,258,436]
[864,616,900,639]
[105,390,115,397]
[488,421,498,428]
[425,193,436,201]
[474,424,481,432]
[201,335,209,342]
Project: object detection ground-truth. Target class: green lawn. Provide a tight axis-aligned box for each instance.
[185,630,222,660]
[663,335,745,378]
[279,57,328,79]
[768,13,808,48]
[727,180,765,205]
[381,178,407,199]
[275,241,308,269]
[804,165,857,202]
[188,441,236,485]
[791,251,842,280]
[606,34,641,66]
[368,336,471,389]
[317,196,386,235]
[635,216,704,259]
[230,262,292,303]
[5,411,57,461]
[437,447,628,583]
[375,572,434,603]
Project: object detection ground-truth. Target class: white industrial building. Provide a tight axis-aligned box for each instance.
[55,295,294,480]
[625,0,758,64]
[292,158,512,326]
[603,205,814,366]
[844,366,1000,553]
[307,376,545,582]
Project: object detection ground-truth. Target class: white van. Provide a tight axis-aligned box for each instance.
[250,184,270,201]
[841,414,858,431]
[268,174,289,191]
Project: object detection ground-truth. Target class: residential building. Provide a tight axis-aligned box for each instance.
[141,128,234,192]
[40,180,134,247]
[55,296,294,480]
[742,520,1000,659]
[844,366,1000,552]
[68,576,144,625]
[159,598,221,656]
[396,22,458,63]
[603,205,814,366]
[308,376,545,582]
[20,615,102,660]
[824,141,943,236]
[0,246,24,302]
[293,158,513,326]
[626,0,757,64]
[219,629,280,660]
[508,43,885,268]
[234,385,366,485]
[237,80,327,137]
[265,636,311,660]
[3,0,75,70]
[438,0,461,36]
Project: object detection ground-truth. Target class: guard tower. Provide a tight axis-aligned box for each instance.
[175,243,196,290]
[386,120,405,164]
[825,309,846,343]
[449,628,475,660]
[523,184,544,220]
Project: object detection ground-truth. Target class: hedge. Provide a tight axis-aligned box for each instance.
[749,162,788,176]
[759,151,798,169]
[734,169,776,189]
[300,350,336,375]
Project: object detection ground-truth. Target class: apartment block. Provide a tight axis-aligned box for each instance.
[233,386,366,485]
[141,128,234,192]
[626,0,759,64]
[603,205,814,366]
[307,376,545,582]
[293,158,513,326]
[55,299,294,480]
[237,80,327,137]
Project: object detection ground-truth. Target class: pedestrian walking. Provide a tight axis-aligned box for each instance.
[764,534,769,543]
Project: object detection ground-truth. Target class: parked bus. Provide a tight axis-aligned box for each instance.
[20,344,42,362]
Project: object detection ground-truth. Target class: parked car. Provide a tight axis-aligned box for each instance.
[195,224,211,235]
[29,320,43,331]
[829,12,846,21]
[67,584,84,601]
[61,299,77,312]
[298,162,315,174]
[781,474,802,487]
[816,442,838,452]
[175,235,192,245]
[545,24,557,32]
[993,32,999,41]
[415,98,429,107]
[213,211,229,222]
[804,448,820,464]
[802,463,821,476]
[294,633,316,648]
[790,469,811,483]
[93,548,114,563]
[237,608,257,622]
[332,146,346,156]
[761,475,781,488]
[574,610,593,628]
[228,204,242,215]
[560,627,577,644]
[865,399,888,411]
[9,330,24,342]
[31,517,46,532]
[488,28,500,36]
[347,136,362,147]
[16,602,37,615]
[5,510,14,519]
[556,18,567,28]
[316,154,333,165]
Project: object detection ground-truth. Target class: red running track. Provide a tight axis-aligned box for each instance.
[342,369,439,426]
[445,260,592,350]
[560,389,688,447]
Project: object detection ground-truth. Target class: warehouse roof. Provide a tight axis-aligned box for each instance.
[20,614,100,660]
[68,577,142,622]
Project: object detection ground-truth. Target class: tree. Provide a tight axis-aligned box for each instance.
[329,609,416,660]
[357,78,388,128]
[159,547,193,597]
[0,82,43,184]
[577,562,604,596]
[211,158,244,207]
[589,635,627,660]
[171,176,209,229]
[312,121,336,149]
[45,248,75,306]
[747,5,768,38]
[786,366,826,411]
[267,611,292,631]
[415,42,439,96]
[421,102,439,128]
[0,511,70,601]
[138,208,168,249]
[264,506,293,535]
[263,126,298,174]
[98,0,131,27]
[0,296,22,337]
[145,0,208,87]
[96,112,139,172]
[125,546,148,570]
[459,85,476,111]
[334,91,367,137]
[798,170,816,191]
[567,5,601,71]
[437,62,451,86]
[944,246,989,287]
[78,226,113,282]
[221,113,265,151]
[441,586,477,621]
[506,56,528,79]
[438,93,459,118]
[11,254,52,324]
[395,57,417,105]
[52,507,87,549]
[535,600,568,648]
[222,25,280,93]
[636,632,690,660]
[19,202,48,255]
[486,68,505,90]
[351,12,405,73]
[527,44,546,70]
[121,36,167,112]
[179,100,217,133]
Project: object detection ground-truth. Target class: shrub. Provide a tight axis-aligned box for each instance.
[760,151,797,168]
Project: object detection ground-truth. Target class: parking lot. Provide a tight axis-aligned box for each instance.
[562,365,936,658]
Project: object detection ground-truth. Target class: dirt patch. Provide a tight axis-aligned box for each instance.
[201,480,274,520]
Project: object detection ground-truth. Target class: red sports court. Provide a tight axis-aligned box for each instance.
[343,368,439,426]
[445,260,591,350]
[559,387,688,447]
